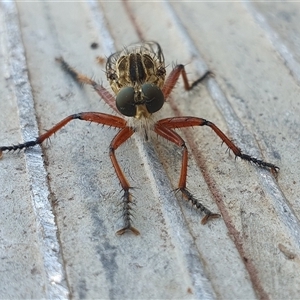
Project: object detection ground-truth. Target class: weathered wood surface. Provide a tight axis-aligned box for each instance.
[0,1,299,299]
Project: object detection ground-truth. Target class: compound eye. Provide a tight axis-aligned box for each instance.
[116,87,136,117]
[142,83,164,113]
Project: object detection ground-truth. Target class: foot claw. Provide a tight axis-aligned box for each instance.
[180,187,220,224]
[201,213,221,225]
[116,226,140,236]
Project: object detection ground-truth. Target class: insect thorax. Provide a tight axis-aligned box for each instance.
[106,42,166,95]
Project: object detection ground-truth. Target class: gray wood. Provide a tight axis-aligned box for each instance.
[0,1,299,299]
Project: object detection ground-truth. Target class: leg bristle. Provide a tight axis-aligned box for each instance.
[115,189,140,235]
[179,187,220,225]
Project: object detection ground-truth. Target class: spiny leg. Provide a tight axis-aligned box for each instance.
[157,117,279,172]
[56,57,119,114]
[162,64,213,99]
[0,112,126,155]
[109,126,140,235]
[155,123,220,224]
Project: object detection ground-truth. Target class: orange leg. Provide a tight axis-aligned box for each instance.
[162,64,212,99]
[155,123,220,224]
[56,58,119,114]
[0,112,126,153]
[157,117,279,172]
[0,111,140,234]
[0,112,139,235]
[109,127,140,235]
[55,59,140,234]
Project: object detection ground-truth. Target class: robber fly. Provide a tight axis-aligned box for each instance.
[0,42,279,235]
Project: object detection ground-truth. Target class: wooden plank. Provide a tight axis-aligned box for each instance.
[0,1,299,299]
